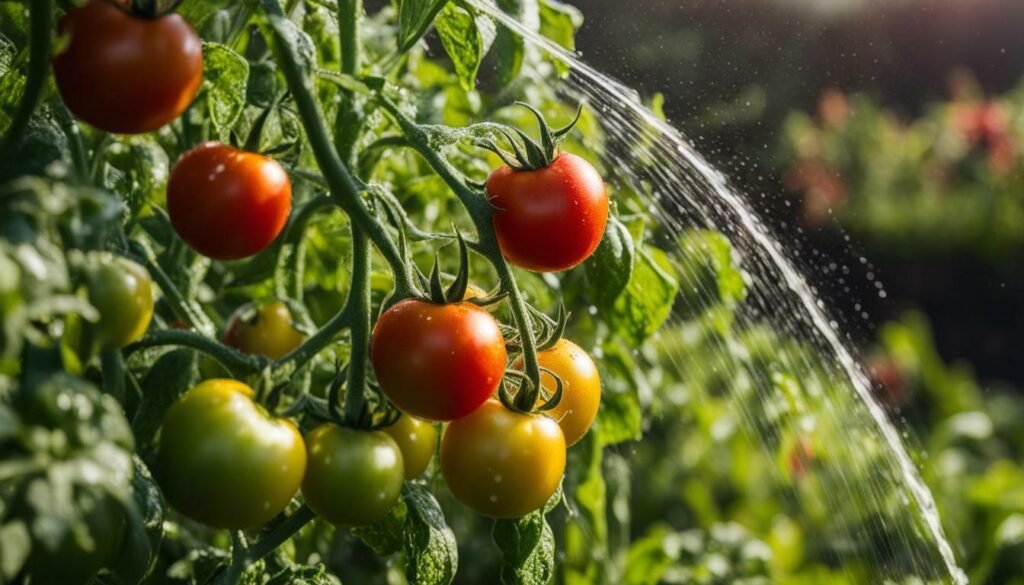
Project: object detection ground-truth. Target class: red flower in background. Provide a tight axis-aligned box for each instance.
[785,159,848,226]
[952,101,1018,175]
[867,356,909,408]
[818,88,850,128]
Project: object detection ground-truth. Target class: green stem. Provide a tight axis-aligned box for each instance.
[377,98,544,402]
[53,105,90,182]
[248,505,316,561]
[338,0,362,76]
[210,506,316,585]
[127,329,265,376]
[343,225,371,425]
[0,0,53,159]
[258,0,415,297]
[100,350,126,403]
[273,302,352,373]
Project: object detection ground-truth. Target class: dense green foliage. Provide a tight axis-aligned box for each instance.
[0,0,1021,584]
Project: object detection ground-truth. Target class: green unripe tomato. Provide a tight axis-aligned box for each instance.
[156,379,306,530]
[83,253,154,349]
[302,425,405,526]
[382,414,438,480]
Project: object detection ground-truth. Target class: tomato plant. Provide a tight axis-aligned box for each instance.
[52,0,203,135]
[167,142,292,260]
[156,379,306,530]
[3,0,1011,584]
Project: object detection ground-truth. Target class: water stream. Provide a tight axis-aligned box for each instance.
[471,2,968,583]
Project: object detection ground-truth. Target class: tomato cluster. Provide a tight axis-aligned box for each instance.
[53,0,610,535]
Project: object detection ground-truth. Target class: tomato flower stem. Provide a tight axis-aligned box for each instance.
[100,349,127,402]
[0,0,53,160]
[342,225,372,425]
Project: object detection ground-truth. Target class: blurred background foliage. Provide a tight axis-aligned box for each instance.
[572,0,1024,582]
[578,0,1024,384]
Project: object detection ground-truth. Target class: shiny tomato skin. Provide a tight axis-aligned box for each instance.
[382,415,438,480]
[487,153,609,272]
[371,299,507,422]
[83,254,154,350]
[167,143,292,260]
[515,339,601,446]
[53,0,203,134]
[224,301,306,359]
[440,400,566,518]
[302,425,405,526]
[156,379,306,530]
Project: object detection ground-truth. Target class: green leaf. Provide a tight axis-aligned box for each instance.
[398,0,451,52]
[0,521,30,581]
[435,3,497,91]
[131,350,197,450]
[492,505,557,585]
[108,457,165,585]
[585,215,636,310]
[538,0,582,76]
[352,496,407,557]
[402,484,457,585]
[491,0,536,86]
[677,230,746,312]
[608,246,679,345]
[202,42,250,141]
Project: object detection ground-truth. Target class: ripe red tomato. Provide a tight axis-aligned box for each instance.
[302,425,405,526]
[514,339,601,446]
[381,414,438,480]
[53,0,203,135]
[224,301,306,359]
[167,143,292,260]
[487,153,609,272]
[371,299,507,422]
[440,400,566,518]
[156,380,306,529]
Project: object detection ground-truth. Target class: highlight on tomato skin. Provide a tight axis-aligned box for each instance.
[371,298,508,422]
[167,142,292,261]
[487,153,609,273]
[52,0,204,135]
[440,400,566,519]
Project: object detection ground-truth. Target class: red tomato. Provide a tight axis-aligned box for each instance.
[53,0,203,135]
[167,143,292,260]
[371,299,507,422]
[487,153,609,272]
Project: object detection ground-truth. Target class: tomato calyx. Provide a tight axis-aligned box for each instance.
[477,102,583,171]
[412,230,505,309]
